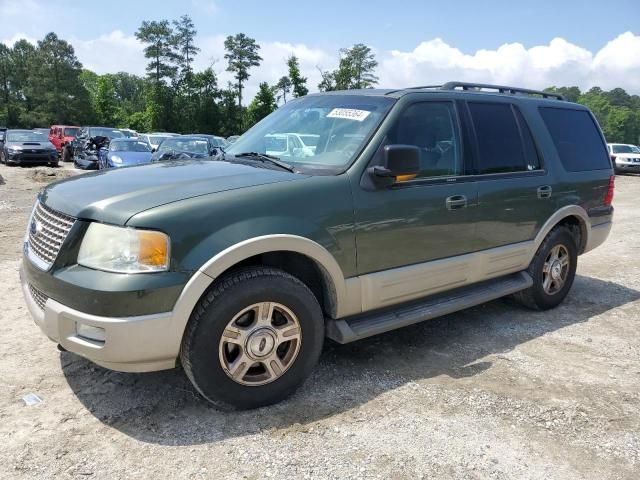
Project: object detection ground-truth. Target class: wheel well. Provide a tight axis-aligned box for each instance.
[211,251,336,318]
[556,215,586,253]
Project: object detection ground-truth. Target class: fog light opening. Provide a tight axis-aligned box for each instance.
[75,323,106,343]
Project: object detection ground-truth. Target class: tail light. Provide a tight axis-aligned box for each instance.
[604,175,615,206]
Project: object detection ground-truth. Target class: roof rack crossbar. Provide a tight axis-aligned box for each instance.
[440,82,565,100]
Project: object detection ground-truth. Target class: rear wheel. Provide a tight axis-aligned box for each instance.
[514,226,578,310]
[62,146,72,163]
[180,267,324,410]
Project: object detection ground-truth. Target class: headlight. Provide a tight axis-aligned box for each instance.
[78,223,170,273]
[110,155,123,164]
[7,147,20,153]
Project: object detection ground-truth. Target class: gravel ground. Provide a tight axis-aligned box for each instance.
[0,163,639,479]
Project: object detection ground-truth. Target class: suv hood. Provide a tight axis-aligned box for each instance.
[40,160,307,224]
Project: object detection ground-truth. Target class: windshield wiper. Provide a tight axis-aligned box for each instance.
[233,152,295,173]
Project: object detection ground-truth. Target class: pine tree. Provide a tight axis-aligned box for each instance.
[224,33,262,108]
[275,76,292,103]
[247,82,276,125]
[287,55,308,97]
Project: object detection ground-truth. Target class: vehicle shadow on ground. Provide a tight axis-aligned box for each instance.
[61,274,640,446]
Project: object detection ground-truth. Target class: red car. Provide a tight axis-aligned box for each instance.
[48,125,80,157]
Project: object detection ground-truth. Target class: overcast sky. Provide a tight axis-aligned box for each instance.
[1,0,639,101]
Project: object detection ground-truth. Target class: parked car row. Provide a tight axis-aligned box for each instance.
[0,124,235,169]
[63,129,229,170]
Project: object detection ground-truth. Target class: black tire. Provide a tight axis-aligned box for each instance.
[49,160,59,168]
[180,267,324,410]
[513,226,578,310]
[62,146,72,163]
[0,152,4,164]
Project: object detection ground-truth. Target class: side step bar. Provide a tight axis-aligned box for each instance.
[326,271,532,344]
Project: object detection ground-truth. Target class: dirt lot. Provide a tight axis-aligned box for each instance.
[0,163,638,479]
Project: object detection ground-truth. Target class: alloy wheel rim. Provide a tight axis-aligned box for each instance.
[542,244,570,295]
[218,302,302,386]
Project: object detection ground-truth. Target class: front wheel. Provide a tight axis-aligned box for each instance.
[180,267,324,410]
[514,226,578,310]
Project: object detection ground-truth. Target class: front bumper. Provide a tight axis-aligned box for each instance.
[615,158,640,171]
[7,152,57,164]
[20,261,181,372]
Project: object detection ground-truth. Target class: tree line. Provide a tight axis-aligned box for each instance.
[0,17,639,145]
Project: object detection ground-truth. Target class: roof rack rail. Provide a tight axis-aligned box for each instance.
[440,82,565,100]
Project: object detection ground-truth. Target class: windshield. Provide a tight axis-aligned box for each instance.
[612,144,640,154]
[225,95,395,172]
[110,140,152,152]
[158,138,209,154]
[89,128,124,139]
[7,131,47,142]
[64,127,79,137]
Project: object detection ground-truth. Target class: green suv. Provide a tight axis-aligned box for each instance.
[21,82,614,409]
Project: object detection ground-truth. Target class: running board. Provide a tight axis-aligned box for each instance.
[326,271,532,344]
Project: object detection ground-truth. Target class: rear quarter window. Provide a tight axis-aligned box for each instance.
[539,107,611,172]
[468,102,540,174]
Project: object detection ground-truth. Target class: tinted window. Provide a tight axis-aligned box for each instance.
[469,102,531,174]
[539,107,610,171]
[513,108,541,170]
[389,102,462,178]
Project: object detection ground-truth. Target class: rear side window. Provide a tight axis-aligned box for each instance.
[468,102,540,174]
[539,107,610,171]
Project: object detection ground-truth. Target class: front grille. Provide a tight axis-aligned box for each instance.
[28,283,48,310]
[27,201,75,269]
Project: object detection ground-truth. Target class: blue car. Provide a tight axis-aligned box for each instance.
[99,138,153,169]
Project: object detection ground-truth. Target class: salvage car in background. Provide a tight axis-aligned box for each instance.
[189,133,230,150]
[64,127,125,169]
[99,138,153,169]
[49,125,80,156]
[608,143,640,174]
[150,135,220,161]
[264,133,314,158]
[139,133,171,151]
[0,129,58,167]
[119,129,139,138]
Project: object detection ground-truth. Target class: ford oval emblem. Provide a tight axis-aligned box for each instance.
[30,220,42,237]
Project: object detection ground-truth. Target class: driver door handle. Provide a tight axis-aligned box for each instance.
[446,194,468,210]
[537,185,553,199]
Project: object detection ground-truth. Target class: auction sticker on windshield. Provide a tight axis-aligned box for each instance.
[327,108,371,122]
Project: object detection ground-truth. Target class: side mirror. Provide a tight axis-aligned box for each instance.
[369,145,420,186]
[151,147,157,153]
